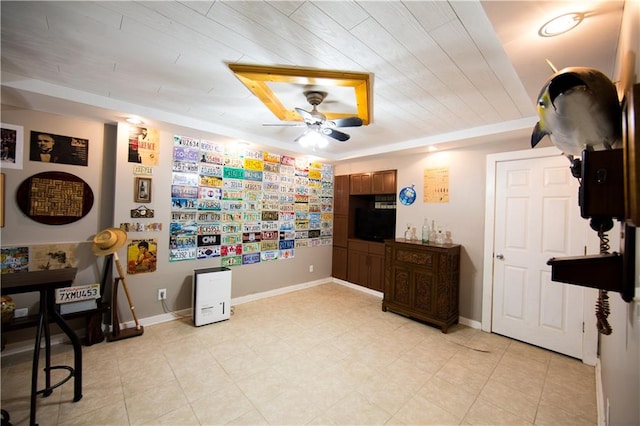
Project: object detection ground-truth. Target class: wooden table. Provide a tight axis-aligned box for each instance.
[2,268,83,426]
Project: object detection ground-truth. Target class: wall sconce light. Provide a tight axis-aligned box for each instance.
[126,117,143,125]
[538,12,584,37]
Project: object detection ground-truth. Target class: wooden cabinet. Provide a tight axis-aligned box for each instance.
[372,170,396,194]
[333,215,348,248]
[382,239,460,333]
[347,239,385,291]
[332,175,349,279]
[350,170,396,195]
[332,175,350,250]
[334,175,349,216]
[349,173,372,195]
[332,246,348,281]
[332,171,397,285]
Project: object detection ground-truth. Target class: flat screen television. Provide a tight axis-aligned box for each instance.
[354,208,396,242]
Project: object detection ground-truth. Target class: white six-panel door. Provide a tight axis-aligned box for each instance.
[490,153,590,359]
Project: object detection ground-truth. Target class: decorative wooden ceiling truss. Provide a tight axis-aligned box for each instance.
[228,64,372,125]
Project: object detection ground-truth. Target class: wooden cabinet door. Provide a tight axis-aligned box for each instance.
[333,215,348,247]
[387,264,411,307]
[369,253,385,292]
[334,175,349,215]
[332,246,348,280]
[350,173,372,194]
[412,268,437,316]
[372,170,396,194]
[347,249,369,287]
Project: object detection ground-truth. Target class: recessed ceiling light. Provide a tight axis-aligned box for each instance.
[538,12,584,37]
[126,117,143,125]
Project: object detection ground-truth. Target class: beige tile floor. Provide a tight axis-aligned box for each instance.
[1,283,596,425]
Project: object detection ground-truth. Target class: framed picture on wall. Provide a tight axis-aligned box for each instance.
[1,123,24,170]
[29,130,88,166]
[15,171,94,225]
[134,177,152,203]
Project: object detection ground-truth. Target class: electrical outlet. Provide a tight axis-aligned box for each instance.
[309,264,314,272]
[158,288,167,301]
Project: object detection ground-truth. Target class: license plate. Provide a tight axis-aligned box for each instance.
[55,283,100,304]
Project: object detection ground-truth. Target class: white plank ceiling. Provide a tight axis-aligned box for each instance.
[0,1,625,161]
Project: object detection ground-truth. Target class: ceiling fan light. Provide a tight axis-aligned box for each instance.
[538,12,584,37]
[317,135,329,149]
[298,130,327,149]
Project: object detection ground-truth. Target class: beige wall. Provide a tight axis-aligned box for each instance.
[0,107,333,337]
[599,1,640,424]
[108,123,332,324]
[3,6,638,420]
[335,137,527,322]
[0,107,116,313]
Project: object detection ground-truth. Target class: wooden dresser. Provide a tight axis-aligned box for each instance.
[382,239,461,333]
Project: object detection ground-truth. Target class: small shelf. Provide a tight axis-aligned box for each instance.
[547,224,636,302]
[1,304,109,345]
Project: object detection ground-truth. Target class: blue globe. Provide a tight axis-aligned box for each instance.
[399,185,416,206]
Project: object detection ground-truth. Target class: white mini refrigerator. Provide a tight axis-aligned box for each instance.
[192,267,231,326]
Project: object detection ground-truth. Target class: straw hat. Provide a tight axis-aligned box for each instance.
[91,227,128,256]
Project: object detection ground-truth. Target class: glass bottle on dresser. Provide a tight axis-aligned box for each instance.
[422,219,430,243]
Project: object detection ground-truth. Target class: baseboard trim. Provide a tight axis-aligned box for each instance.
[121,278,334,330]
[332,278,480,330]
[2,279,333,357]
[1,333,82,357]
[233,278,333,305]
[596,358,606,426]
[2,278,482,356]
[332,278,383,298]
[459,316,481,329]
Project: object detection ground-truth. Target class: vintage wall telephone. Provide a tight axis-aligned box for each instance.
[547,83,639,335]
[548,149,635,334]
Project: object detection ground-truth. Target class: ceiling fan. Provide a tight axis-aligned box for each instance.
[264,90,363,144]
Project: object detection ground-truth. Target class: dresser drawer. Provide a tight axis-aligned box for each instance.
[394,248,435,269]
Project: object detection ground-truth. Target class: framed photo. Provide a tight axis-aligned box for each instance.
[134,177,152,203]
[1,123,24,170]
[29,130,88,166]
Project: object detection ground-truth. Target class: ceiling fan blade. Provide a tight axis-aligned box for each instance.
[295,107,315,123]
[322,128,350,142]
[330,116,363,127]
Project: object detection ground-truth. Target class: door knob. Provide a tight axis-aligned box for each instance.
[495,253,504,260]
